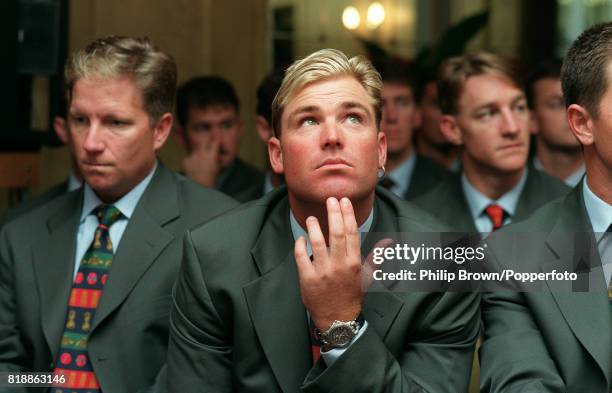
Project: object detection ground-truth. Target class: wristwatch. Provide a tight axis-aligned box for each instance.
[315,314,365,350]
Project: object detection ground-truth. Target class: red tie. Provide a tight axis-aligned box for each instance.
[485,204,505,231]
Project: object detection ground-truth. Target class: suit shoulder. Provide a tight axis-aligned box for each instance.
[411,174,458,211]
[167,172,240,226]
[504,197,565,233]
[417,155,450,179]
[529,169,571,197]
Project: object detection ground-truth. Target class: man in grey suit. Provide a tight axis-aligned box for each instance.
[480,22,612,392]
[414,52,569,233]
[0,36,236,393]
[375,60,449,200]
[161,48,480,392]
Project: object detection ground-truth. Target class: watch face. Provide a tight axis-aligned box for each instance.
[328,325,354,347]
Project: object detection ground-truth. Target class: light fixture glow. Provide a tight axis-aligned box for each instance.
[342,6,361,30]
[366,2,385,29]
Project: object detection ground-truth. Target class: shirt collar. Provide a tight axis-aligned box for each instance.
[582,176,612,242]
[533,157,585,187]
[80,161,157,222]
[263,171,275,194]
[289,206,374,256]
[67,171,83,192]
[461,167,528,222]
[387,152,416,196]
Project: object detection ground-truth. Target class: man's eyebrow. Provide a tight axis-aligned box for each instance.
[342,101,370,112]
[511,94,527,105]
[472,93,527,112]
[287,105,320,120]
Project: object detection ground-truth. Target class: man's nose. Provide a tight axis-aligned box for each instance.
[82,123,105,152]
[321,120,343,148]
[500,108,520,136]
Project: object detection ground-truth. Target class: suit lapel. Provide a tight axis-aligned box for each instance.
[543,186,611,384]
[91,165,178,331]
[245,197,311,393]
[436,175,477,232]
[361,193,405,337]
[34,191,82,360]
[514,168,541,221]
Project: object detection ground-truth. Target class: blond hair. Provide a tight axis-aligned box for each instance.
[438,51,523,115]
[65,35,177,124]
[271,48,382,136]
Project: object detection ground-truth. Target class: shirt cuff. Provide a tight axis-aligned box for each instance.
[320,320,368,366]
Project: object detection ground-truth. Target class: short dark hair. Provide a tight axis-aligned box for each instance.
[374,59,417,92]
[176,76,239,126]
[438,52,523,115]
[526,59,562,109]
[561,22,612,118]
[256,70,283,124]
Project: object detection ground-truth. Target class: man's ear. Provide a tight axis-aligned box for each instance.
[152,113,173,151]
[377,131,387,169]
[256,116,272,143]
[53,116,69,144]
[566,104,592,146]
[268,136,284,175]
[529,109,539,135]
[439,114,463,145]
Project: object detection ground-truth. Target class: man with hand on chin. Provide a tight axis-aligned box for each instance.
[161,48,479,393]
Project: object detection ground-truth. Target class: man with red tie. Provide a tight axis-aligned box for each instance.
[414,52,569,233]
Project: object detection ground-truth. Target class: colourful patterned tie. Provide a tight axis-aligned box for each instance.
[51,205,122,393]
[485,204,506,232]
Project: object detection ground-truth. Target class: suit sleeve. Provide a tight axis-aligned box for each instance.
[161,232,233,393]
[480,247,566,393]
[0,227,30,393]
[302,291,481,393]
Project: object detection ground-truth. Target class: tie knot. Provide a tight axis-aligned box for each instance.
[484,204,506,231]
[92,204,123,227]
[379,177,395,190]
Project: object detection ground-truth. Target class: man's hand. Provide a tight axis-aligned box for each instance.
[183,136,221,188]
[294,197,363,331]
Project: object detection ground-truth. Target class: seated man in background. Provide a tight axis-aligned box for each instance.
[414,52,569,233]
[414,71,460,171]
[527,59,585,186]
[0,35,236,393]
[0,104,82,227]
[480,22,612,393]
[175,76,264,202]
[161,48,480,393]
[255,70,285,194]
[376,60,449,199]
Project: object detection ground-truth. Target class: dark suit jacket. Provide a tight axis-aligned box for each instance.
[219,157,265,203]
[162,186,481,393]
[413,168,570,232]
[480,184,611,392]
[0,163,237,393]
[403,155,449,200]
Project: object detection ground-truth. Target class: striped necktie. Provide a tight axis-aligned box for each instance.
[51,204,122,393]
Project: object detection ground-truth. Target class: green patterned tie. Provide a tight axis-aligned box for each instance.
[51,204,122,392]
